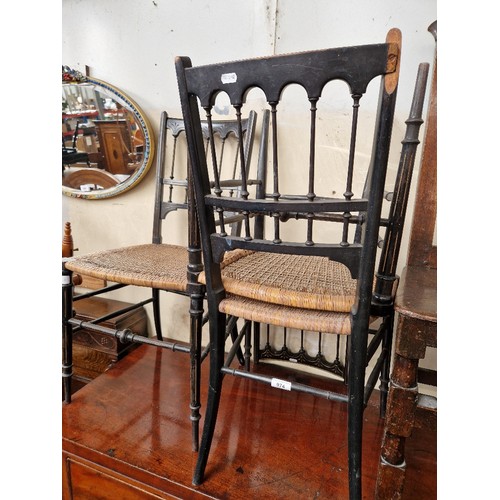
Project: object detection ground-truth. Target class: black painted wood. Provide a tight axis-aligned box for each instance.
[176,29,402,499]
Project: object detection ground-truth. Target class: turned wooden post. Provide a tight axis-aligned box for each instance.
[62,222,74,258]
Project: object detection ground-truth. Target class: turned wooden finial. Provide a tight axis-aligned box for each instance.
[62,222,74,258]
[62,222,82,285]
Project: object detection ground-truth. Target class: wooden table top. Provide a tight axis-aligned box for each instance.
[63,342,436,499]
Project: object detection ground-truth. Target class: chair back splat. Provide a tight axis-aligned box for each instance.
[176,28,401,499]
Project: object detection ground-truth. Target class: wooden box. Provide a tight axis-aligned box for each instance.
[72,296,148,384]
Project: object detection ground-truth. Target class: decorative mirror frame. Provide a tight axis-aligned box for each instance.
[62,67,155,200]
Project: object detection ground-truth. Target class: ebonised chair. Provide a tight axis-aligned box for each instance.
[176,28,402,498]
[356,60,430,414]
[62,109,267,451]
[251,62,430,417]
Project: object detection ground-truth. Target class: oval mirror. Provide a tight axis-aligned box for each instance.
[62,66,155,199]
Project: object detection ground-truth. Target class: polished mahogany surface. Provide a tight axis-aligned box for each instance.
[63,344,436,499]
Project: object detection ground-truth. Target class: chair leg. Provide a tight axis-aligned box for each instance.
[230,320,245,366]
[347,372,364,499]
[62,263,74,403]
[244,320,252,371]
[152,289,163,341]
[379,311,394,418]
[253,321,261,365]
[193,307,226,486]
[189,288,204,452]
[344,336,350,385]
[348,316,369,500]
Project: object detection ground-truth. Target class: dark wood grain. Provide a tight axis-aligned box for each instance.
[376,266,436,500]
[63,344,436,499]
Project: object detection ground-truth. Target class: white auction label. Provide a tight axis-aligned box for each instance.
[221,72,237,84]
[271,378,292,391]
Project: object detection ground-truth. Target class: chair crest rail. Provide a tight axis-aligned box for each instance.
[182,42,399,106]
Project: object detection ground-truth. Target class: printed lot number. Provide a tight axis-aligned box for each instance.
[271,378,292,391]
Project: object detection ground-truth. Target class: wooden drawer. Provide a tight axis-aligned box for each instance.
[63,453,175,499]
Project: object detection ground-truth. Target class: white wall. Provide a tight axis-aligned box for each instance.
[62,0,437,383]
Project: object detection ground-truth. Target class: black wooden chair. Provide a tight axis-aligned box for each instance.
[251,62,430,418]
[62,109,267,450]
[365,61,430,414]
[176,29,402,498]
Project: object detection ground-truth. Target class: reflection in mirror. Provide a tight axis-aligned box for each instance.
[62,66,154,199]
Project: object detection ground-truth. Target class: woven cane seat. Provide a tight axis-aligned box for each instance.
[65,244,189,292]
[200,250,358,313]
[220,294,352,334]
